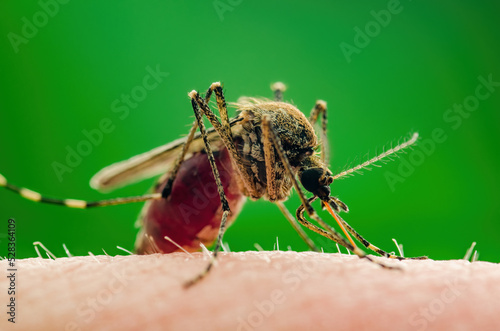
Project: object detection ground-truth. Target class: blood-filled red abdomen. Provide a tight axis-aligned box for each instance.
[135,147,245,254]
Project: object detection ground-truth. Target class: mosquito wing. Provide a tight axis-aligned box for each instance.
[90,119,242,192]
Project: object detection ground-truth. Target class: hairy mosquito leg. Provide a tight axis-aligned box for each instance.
[0,174,163,208]
[258,94,319,252]
[190,88,261,198]
[203,82,231,141]
[261,108,279,201]
[184,210,230,287]
[261,116,398,268]
[261,115,314,213]
[296,197,358,253]
[261,115,340,235]
[163,84,227,198]
[261,115,333,233]
[334,211,428,260]
[184,92,233,288]
[271,82,287,102]
[308,100,329,164]
[275,201,320,252]
[261,116,362,255]
[295,201,397,269]
[161,121,198,198]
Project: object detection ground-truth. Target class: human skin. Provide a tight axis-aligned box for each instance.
[1,252,499,331]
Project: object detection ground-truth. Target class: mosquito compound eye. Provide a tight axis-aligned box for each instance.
[299,167,331,198]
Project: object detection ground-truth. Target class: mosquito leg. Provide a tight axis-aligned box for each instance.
[334,212,428,260]
[261,115,345,242]
[295,197,362,256]
[271,82,287,101]
[183,91,233,288]
[190,87,261,198]
[260,109,319,252]
[308,100,329,164]
[261,112,278,201]
[260,116,396,268]
[205,82,231,135]
[162,84,226,198]
[261,115,321,218]
[309,100,327,126]
[161,121,198,198]
[295,199,394,268]
[0,174,163,208]
[275,201,320,252]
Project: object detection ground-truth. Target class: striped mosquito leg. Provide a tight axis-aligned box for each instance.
[206,82,231,134]
[262,115,338,234]
[261,111,319,252]
[271,82,286,101]
[295,201,396,269]
[163,82,226,199]
[261,116,386,265]
[184,91,232,288]
[161,120,198,198]
[308,100,327,127]
[183,210,230,288]
[0,173,162,208]
[261,117,397,268]
[190,89,260,198]
[334,212,428,260]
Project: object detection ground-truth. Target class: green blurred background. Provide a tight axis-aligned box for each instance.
[1,1,499,262]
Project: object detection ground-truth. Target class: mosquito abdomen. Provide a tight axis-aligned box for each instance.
[135,147,246,254]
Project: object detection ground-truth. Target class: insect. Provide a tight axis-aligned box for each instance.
[0,82,426,286]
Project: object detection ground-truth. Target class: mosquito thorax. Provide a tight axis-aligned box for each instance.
[236,100,318,151]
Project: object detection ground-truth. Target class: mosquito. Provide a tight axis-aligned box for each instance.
[0,82,426,287]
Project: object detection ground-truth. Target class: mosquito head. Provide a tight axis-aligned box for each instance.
[298,167,333,200]
[298,164,349,213]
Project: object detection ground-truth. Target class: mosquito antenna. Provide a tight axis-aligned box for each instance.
[332,132,419,180]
